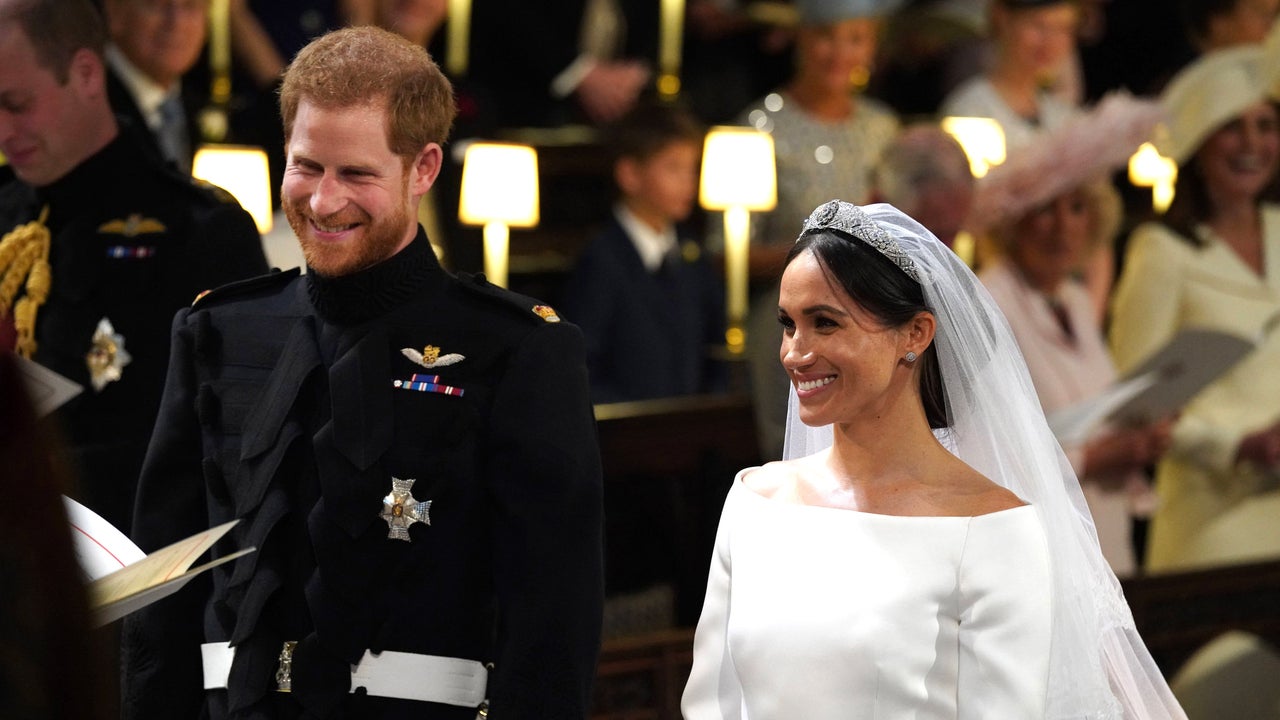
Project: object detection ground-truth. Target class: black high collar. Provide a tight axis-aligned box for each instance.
[305,227,442,325]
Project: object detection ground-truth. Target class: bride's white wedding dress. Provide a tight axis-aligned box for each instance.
[682,473,1053,720]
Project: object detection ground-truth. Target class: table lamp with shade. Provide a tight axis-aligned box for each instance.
[457,142,540,289]
[698,127,776,355]
[191,145,273,234]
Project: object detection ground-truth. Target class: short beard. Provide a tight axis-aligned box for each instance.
[286,184,414,277]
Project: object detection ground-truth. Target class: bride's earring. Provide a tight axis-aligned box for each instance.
[904,351,918,363]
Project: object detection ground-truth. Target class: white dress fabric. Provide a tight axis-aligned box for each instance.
[682,475,1052,720]
[702,202,1186,719]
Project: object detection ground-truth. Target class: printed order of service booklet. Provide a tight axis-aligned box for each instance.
[64,496,254,627]
[1047,327,1256,446]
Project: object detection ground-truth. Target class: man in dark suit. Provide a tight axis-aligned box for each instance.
[122,25,604,719]
[469,0,657,127]
[102,0,209,172]
[0,0,268,532]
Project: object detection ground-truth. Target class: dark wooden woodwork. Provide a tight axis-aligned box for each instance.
[1123,558,1280,676]
[594,393,761,478]
[593,629,695,720]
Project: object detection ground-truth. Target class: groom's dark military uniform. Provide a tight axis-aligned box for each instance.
[123,230,604,719]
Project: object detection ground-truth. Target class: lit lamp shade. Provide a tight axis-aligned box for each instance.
[699,127,776,354]
[458,142,539,289]
[699,127,777,213]
[192,144,273,233]
[1128,142,1178,213]
[940,117,1006,179]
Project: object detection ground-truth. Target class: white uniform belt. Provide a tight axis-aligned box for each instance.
[200,641,488,707]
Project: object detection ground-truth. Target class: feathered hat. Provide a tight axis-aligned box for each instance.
[967,92,1165,240]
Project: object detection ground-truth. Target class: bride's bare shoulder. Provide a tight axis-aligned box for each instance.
[742,461,798,497]
[740,457,817,499]
[944,464,1028,516]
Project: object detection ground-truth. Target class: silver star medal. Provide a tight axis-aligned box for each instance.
[86,317,132,392]
[381,477,431,541]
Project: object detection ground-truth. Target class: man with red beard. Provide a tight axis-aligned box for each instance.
[123,26,604,720]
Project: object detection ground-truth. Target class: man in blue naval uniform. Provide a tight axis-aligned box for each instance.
[0,0,268,533]
[122,26,604,719]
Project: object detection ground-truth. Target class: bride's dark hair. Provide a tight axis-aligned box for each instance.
[785,230,949,429]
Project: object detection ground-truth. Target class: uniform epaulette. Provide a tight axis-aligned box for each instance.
[457,272,563,324]
[191,267,300,309]
[190,177,242,206]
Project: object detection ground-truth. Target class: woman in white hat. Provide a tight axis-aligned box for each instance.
[1110,42,1280,571]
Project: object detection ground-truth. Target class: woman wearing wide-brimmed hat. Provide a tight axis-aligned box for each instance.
[1110,38,1280,572]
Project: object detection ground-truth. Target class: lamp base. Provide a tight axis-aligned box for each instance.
[725,324,746,356]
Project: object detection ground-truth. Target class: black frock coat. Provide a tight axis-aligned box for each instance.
[122,231,604,719]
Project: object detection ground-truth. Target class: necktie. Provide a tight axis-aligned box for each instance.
[157,94,191,174]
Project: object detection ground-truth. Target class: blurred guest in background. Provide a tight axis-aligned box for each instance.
[972,94,1174,575]
[469,0,655,127]
[939,0,1081,150]
[939,0,1128,321]
[1181,0,1278,52]
[871,122,975,249]
[561,101,724,404]
[736,0,902,461]
[0,0,268,531]
[103,0,209,173]
[1111,44,1280,571]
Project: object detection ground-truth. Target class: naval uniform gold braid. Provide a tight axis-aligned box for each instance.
[0,206,52,358]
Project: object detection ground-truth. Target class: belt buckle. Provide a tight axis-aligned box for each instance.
[274,641,298,693]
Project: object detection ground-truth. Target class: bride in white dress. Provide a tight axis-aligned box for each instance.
[682,201,1186,719]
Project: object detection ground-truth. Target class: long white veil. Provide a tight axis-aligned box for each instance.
[783,202,1186,719]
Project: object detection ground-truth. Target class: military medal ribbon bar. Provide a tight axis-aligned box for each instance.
[392,373,464,397]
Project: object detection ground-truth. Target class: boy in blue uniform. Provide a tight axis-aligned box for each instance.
[561,102,725,403]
